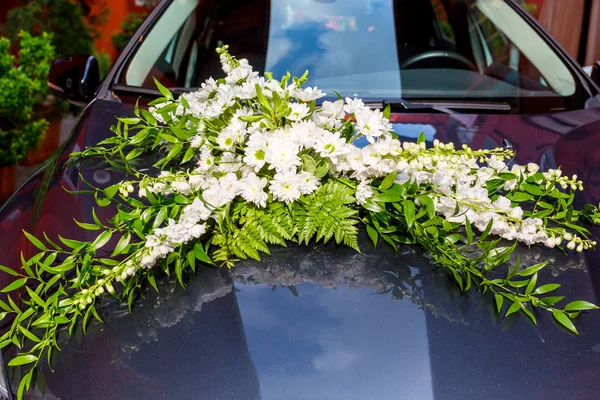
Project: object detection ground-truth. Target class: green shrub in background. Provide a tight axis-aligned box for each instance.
[0,32,55,167]
[6,0,96,57]
[112,13,147,53]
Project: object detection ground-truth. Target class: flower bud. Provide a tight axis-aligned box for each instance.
[576,244,583,252]
[563,232,572,241]
[567,241,576,250]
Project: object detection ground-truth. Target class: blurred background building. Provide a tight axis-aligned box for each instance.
[520,0,600,66]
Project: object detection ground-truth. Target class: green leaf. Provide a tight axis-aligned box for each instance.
[301,154,317,173]
[111,233,131,257]
[1,278,27,293]
[521,183,544,196]
[464,215,473,245]
[153,208,168,229]
[552,309,578,334]
[153,77,173,100]
[564,301,599,311]
[0,264,20,277]
[194,242,214,265]
[478,219,494,242]
[505,300,521,317]
[90,231,113,252]
[26,287,46,308]
[379,172,397,190]
[18,326,41,343]
[182,147,196,164]
[103,185,120,200]
[417,132,426,144]
[541,296,565,306]
[366,224,378,247]
[494,293,504,313]
[534,284,560,295]
[519,303,537,325]
[507,191,534,202]
[372,192,402,203]
[382,103,391,119]
[403,200,415,228]
[22,231,47,251]
[118,117,141,125]
[147,271,159,292]
[417,195,435,219]
[314,163,329,179]
[525,272,538,295]
[518,261,547,277]
[8,354,38,366]
[73,219,100,231]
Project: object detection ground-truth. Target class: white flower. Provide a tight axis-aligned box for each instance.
[244,138,268,170]
[488,155,506,171]
[294,87,326,102]
[190,224,207,238]
[217,129,238,150]
[171,180,191,195]
[355,181,373,204]
[527,163,540,174]
[264,137,301,172]
[298,171,320,195]
[355,108,390,144]
[344,97,366,114]
[270,171,302,203]
[291,121,319,148]
[288,103,310,121]
[313,131,351,160]
[240,172,269,207]
[320,100,345,119]
[225,59,254,84]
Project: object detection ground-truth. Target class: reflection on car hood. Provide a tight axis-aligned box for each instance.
[24,236,600,400]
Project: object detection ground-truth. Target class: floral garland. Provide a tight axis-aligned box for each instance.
[1,46,600,398]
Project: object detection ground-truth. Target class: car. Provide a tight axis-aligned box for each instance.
[2,0,600,399]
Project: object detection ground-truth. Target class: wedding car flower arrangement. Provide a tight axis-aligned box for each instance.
[2,46,600,397]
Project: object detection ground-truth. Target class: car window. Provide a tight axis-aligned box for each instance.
[119,0,584,111]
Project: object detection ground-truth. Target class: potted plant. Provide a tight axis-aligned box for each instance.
[4,0,99,165]
[0,32,54,201]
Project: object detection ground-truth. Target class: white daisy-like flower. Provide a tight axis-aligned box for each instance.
[287,103,310,121]
[269,171,302,203]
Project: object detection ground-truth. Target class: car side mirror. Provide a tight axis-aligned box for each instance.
[48,55,100,107]
[591,60,600,86]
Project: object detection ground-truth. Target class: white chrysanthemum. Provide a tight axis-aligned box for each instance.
[287,103,310,121]
[290,120,319,148]
[241,172,269,208]
[264,137,301,172]
[355,108,391,144]
[298,171,320,195]
[313,131,351,161]
[217,129,239,151]
[355,181,373,204]
[319,100,345,119]
[269,171,302,203]
[197,148,215,172]
[343,97,366,114]
[294,86,326,102]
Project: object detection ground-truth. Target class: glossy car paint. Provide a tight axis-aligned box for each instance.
[2,1,600,399]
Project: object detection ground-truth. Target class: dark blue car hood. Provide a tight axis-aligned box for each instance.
[2,98,600,399]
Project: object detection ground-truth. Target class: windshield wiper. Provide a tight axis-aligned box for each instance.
[364,99,512,114]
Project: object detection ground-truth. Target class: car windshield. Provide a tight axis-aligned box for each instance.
[119,0,583,110]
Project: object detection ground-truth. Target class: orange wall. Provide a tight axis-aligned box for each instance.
[90,0,152,61]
